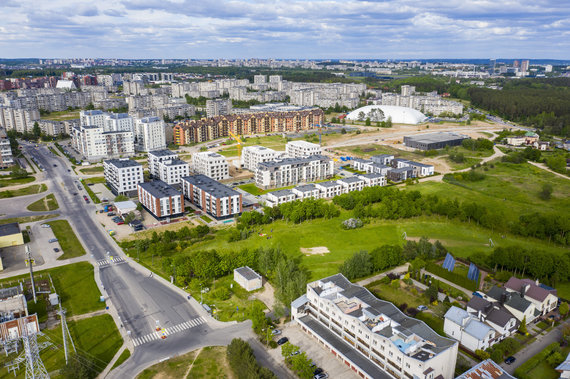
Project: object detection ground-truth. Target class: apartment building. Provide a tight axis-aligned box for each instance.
[0,106,40,133]
[80,110,106,129]
[241,145,280,171]
[173,108,323,145]
[291,274,458,379]
[206,99,232,117]
[181,175,242,218]
[266,173,385,207]
[256,155,333,189]
[37,119,75,136]
[134,116,166,152]
[157,159,190,185]
[138,180,184,219]
[148,149,179,178]
[285,140,321,158]
[103,159,143,195]
[0,138,14,169]
[191,152,229,181]
[71,125,134,160]
[105,113,134,132]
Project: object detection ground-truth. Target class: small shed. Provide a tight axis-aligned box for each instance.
[0,223,23,248]
[114,201,137,217]
[233,266,263,292]
[49,293,59,306]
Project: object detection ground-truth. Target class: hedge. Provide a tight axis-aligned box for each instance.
[513,342,560,379]
[425,262,478,292]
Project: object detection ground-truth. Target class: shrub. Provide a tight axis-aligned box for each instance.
[342,218,363,229]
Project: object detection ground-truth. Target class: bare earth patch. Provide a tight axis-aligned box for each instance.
[301,246,330,255]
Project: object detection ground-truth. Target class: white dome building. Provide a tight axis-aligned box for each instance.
[346,105,427,125]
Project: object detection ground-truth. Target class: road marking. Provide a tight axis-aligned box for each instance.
[132,316,206,348]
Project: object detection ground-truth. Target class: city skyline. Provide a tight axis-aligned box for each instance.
[1,0,569,59]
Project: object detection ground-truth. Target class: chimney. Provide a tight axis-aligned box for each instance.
[536,279,539,286]
[523,284,530,295]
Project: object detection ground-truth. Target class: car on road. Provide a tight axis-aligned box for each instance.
[417,305,428,311]
[504,356,516,365]
[277,337,288,345]
[67,169,71,172]
[53,164,57,167]
[48,238,58,243]
[41,224,51,228]
[53,248,60,253]
[117,221,124,225]
[84,198,90,203]
[314,374,328,379]
[73,192,78,195]
[271,329,281,336]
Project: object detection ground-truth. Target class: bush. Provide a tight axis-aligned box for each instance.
[339,251,373,280]
[227,338,277,379]
[514,342,561,379]
[342,218,363,229]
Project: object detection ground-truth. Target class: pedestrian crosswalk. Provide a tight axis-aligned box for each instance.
[132,316,206,347]
[97,256,126,267]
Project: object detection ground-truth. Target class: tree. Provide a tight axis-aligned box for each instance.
[518,317,528,334]
[115,195,128,202]
[539,183,553,200]
[249,301,269,336]
[10,165,29,179]
[426,281,439,302]
[339,251,373,280]
[546,155,566,173]
[386,116,392,128]
[123,212,136,224]
[32,121,41,138]
[475,349,490,360]
[559,302,569,318]
[365,118,371,126]
[59,354,95,379]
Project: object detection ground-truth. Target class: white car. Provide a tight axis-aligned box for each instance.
[41,224,51,228]
[271,329,281,336]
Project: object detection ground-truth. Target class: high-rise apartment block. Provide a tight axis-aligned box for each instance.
[241,145,280,171]
[205,99,233,117]
[0,138,14,169]
[104,159,144,195]
[148,149,179,178]
[157,159,190,185]
[134,116,166,152]
[191,152,229,181]
[181,175,242,218]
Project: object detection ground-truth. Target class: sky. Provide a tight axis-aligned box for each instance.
[0,0,569,59]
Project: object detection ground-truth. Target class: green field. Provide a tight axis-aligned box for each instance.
[46,220,87,260]
[137,346,230,379]
[26,193,59,211]
[0,176,35,188]
[79,166,104,175]
[0,262,104,317]
[0,183,47,199]
[111,349,131,370]
[201,215,213,223]
[42,110,80,121]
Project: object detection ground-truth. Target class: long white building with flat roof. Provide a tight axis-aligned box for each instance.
[104,158,143,195]
[191,151,229,181]
[256,154,333,189]
[241,145,281,171]
[291,274,458,379]
[285,140,321,158]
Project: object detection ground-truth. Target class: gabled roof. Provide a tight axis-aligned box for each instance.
[556,352,570,372]
[463,319,494,340]
[445,306,470,325]
[456,359,515,379]
[505,277,555,302]
[486,308,516,328]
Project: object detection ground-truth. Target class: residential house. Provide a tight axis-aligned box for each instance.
[504,277,558,316]
[484,286,539,324]
[444,306,497,352]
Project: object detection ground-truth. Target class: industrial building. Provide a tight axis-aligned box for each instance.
[403,132,468,150]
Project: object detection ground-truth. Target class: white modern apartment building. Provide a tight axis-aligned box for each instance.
[241,145,281,171]
[0,138,14,168]
[103,159,143,195]
[256,155,333,189]
[181,175,242,218]
[191,152,229,181]
[205,99,232,117]
[138,180,184,219]
[80,110,106,129]
[291,274,458,379]
[285,140,321,158]
[148,149,179,178]
[134,116,166,152]
[105,113,134,132]
[158,159,190,185]
[0,106,40,133]
[71,125,134,160]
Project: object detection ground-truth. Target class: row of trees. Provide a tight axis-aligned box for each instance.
[237,199,339,228]
[461,138,494,151]
[227,338,277,379]
[339,238,447,280]
[333,185,570,245]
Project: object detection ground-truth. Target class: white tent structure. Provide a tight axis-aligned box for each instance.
[346,105,427,125]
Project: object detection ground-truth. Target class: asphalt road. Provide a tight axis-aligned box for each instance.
[15,142,258,377]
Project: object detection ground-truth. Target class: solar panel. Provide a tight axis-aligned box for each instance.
[442,253,456,272]
[467,263,480,282]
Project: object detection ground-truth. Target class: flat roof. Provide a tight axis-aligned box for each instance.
[114,200,137,210]
[182,175,240,198]
[161,159,189,167]
[405,132,468,144]
[105,159,142,169]
[138,180,181,198]
[339,176,364,184]
[234,266,262,281]
[287,140,320,148]
[267,189,294,197]
[0,223,20,237]
[148,149,178,158]
[294,184,317,192]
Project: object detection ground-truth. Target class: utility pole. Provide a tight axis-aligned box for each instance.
[58,305,76,365]
[22,318,49,379]
[25,246,37,304]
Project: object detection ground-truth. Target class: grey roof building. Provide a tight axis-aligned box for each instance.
[403,132,469,150]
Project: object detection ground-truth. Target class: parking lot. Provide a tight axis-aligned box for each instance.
[266,322,359,379]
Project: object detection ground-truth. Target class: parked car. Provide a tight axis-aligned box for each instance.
[107,212,116,216]
[314,374,328,379]
[291,350,300,356]
[504,356,516,365]
[41,224,51,228]
[117,221,124,225]
[53,164,57,167]
[417,305,428,311]
[277,337,288,346]
[313,368,323,375]
[48,238,58,243]
[271,329,281,336]
[53,248,60,253]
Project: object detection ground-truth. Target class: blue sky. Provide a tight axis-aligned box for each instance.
[0,0,568,59]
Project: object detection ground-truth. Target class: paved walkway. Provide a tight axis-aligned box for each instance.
[501,321,567,374]
[68,309,108,322]
[0,255,89,280]
[528,161,569,180]
[356,263,410,286]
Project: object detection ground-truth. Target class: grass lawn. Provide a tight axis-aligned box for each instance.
[26,193,59,211]
[0,176,35,188]
[137,346,231,379]
[0,262,104,317]
[82,180,101,203]
[0,214,59,225]
[0,183,47,199]
[367,281,427,309]
[46,220,87,260]
[446,157,482,171]
[83,176,106,184]
[79,166,104,175]
[238,176,343,196]
[201,215,213,223]
[0,314,121,378]
[42,110,80,121]
[336,144,425,160]
[111,349,131,370]
[415,312,445,336]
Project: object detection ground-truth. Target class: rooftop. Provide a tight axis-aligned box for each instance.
[456,359,515,379]
[0,286,22,300]
[294,184,317,192]
[161,159,189,167]
[182,175,240,198]
[267,189,294,197]
[234,266,262,281]
[287,140,320,148]
[104,159,142,169]
[338,176,364,184]
[0,223,21,237]
[138,180,181,198]
[148,149,178,158]
[405,132,469,144]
